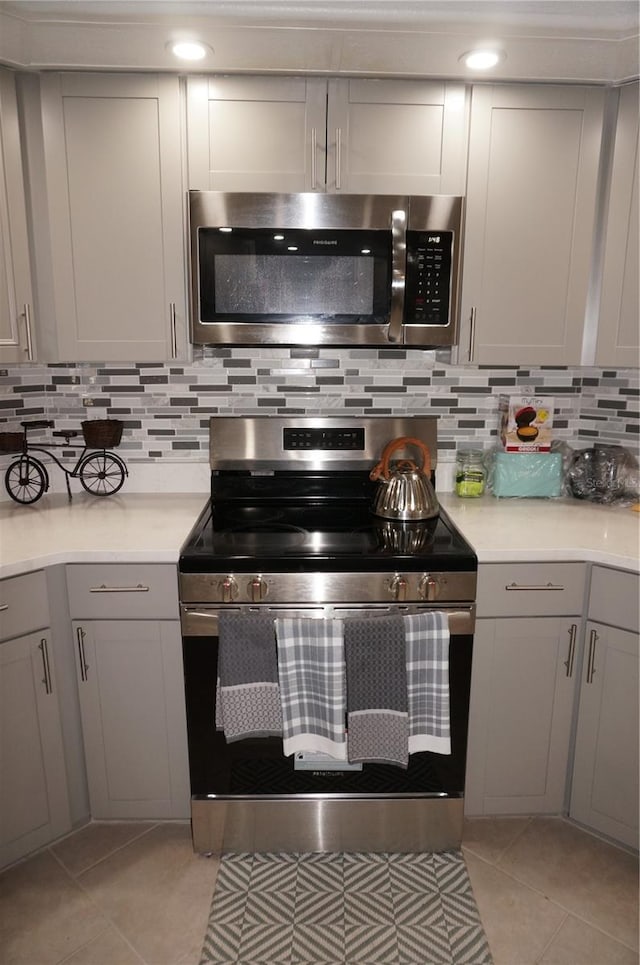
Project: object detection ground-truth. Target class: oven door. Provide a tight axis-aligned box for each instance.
[180,603,474,853]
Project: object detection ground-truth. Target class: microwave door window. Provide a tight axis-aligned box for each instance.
[198,228,391,324]
[214,254,374,318]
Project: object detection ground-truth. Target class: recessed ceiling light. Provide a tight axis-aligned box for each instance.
[169,41,210,61]
[460,49,503,70]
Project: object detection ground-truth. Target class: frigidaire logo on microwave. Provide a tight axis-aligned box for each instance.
[313,239,338,245]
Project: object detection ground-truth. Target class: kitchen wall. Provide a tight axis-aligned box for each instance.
[1,350,638,493]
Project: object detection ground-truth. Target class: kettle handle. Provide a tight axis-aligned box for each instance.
[370,436,433,481]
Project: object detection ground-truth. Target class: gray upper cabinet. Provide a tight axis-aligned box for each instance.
[32,72,186,362]
[460,84,605,365]
[0,69,36,364]
[186,76,469,195]
[595,82,639,367]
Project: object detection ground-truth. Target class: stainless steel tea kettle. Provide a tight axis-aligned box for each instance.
[370,436,440,521]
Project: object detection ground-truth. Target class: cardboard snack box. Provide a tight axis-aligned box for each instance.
[498,395,554,451]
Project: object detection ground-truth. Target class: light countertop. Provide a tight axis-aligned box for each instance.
[438,493,640,572]
[0,491,638,580]
[0,493,208,579]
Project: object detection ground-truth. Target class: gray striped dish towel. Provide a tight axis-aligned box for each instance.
[216,612,282,742]
[274,617,347,760]
[404,611,451,755]
[344,615,409,767]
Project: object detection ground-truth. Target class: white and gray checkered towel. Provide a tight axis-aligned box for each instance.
[404,611,451,755]
[274,617,347,760]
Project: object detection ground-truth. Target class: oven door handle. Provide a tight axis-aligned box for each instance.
[387,208,407,344]
[181,605,475,637]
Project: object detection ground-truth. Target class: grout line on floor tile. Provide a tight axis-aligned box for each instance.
[51,822,162,879]
[55,922,147,965]
[534,909,569,965]
[490,857,640,954]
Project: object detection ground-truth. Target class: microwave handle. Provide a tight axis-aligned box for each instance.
[388,209,407,343]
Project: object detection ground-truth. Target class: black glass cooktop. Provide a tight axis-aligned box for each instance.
[179,473,477,574]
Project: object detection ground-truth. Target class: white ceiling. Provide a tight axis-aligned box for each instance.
[0,0,638,82]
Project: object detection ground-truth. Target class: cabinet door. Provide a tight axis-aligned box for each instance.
[595,82,639,366]
[40,73,185,362]
[73,620,189,820]
[187,75,327,192]
[0,69,35,364]
[460,84,604,365]
[570,622,639,849]
[465,616,579,815]
[0,631,70,869]
[326,79,468,195]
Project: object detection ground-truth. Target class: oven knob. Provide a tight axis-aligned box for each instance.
[249,577,268,602]
[419,574,439,601]
[220,576,238,603]
[389,575,408,601]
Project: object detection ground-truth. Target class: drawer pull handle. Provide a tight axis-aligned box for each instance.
[505,582,565,591]
[0,604,8,612]
[76,627,89,681]
[564,623,577,677]
[586,629,598,684]
[39,638,52,694]
[89,584,150,593]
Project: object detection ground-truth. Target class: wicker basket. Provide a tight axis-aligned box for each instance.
[81,419,123,448]
[0,431,23,453]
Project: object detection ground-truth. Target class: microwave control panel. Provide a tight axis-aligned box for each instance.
[404,230,453,326]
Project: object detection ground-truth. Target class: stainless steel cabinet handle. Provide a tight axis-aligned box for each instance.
[311,127,317,189]
[39,638,52,694]
[564,623,577,677]
[0,604,8,612]
[76,626,89,681]
[505,582,565,591]
[22,303,34,361]
[89,584,150,593]
[387,209,407,343]
[468,306,476,362]
[586,628,598,684]
[335,127,342,190]
[170,303,178,359]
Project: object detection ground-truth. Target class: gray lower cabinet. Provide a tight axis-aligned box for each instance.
[465,562,586,816]
[0,571,71,870]
[67,564,189,820]
[570,567,639,850]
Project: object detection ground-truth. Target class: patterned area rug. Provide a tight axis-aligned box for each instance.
[199,850,493,964]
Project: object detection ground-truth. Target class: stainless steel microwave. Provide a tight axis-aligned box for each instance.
[189,191,464,348]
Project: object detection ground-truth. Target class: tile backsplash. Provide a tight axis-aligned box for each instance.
[1,348,638,492]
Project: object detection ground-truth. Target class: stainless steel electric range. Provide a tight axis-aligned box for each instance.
[179,416,477,854]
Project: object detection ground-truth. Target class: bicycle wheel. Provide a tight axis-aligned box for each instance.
[79,451,126,496]
[5,456,48,504]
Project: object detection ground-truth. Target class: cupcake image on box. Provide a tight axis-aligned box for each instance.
[499,395,553,451]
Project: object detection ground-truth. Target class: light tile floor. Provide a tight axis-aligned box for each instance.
[0,816,637,965]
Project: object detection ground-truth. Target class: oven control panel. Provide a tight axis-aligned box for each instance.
[283,427,365,450]
[180,570,477,606]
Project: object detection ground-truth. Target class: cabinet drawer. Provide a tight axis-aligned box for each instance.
[66,564,179,620]
[477,563,586,617]
[588,566,639,633]
[0,570,49,641]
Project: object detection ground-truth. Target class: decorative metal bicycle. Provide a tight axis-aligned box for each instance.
[1,419,128,505]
